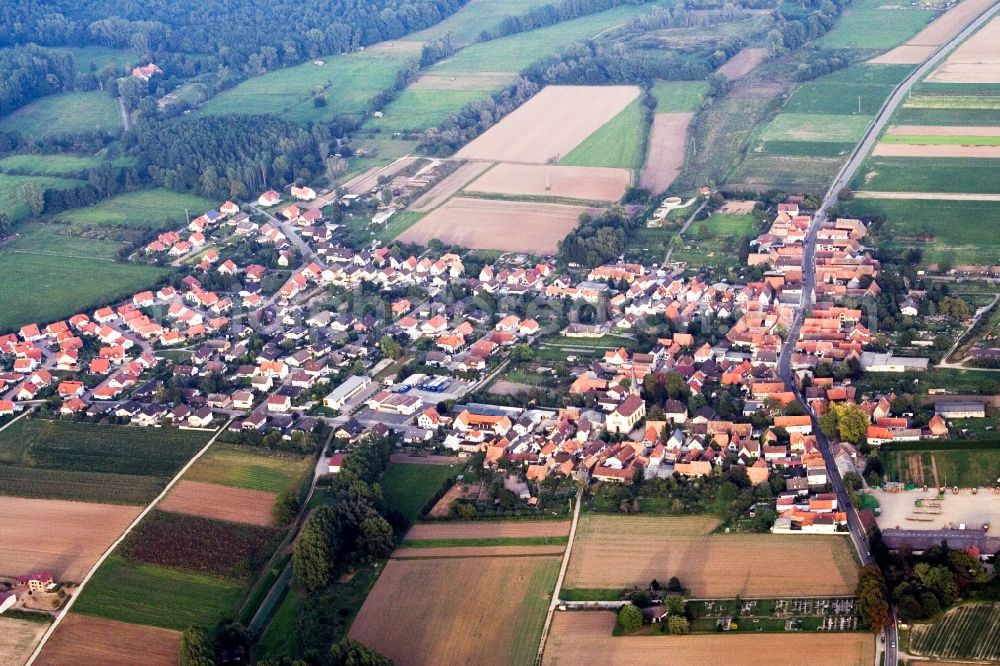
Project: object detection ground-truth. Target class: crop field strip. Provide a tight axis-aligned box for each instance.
[34,614,180,666]
[910,603,1000,661]
[183,444,312,495]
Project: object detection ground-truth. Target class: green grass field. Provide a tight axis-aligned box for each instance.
[761,113,871,143]
[782,64,911,115]
[560,99,647,169]
[0,153,128,177]
[200,42,421,124]
[429,1,669,74]
[674,212,755,268]
[910,603,1000,661]
[53,46,136,73]
[818,0,936,49]
[73,556,243,631]
[882,134,1000,145]
[0,252,169,331]
[842,197,1000,264]
[381,462,459,524]
[407,0,554,43]
[650,80,707,113]
[729,154,843,193]
[885,447,1000,488]
[5,224,126,260]
[0,91,121,138]
[366,88,493,132]
[185,445,312,495]
[54,188,216,228]
[895,106,1000,125]
[852,157,1000,193]
[0,173,84,223]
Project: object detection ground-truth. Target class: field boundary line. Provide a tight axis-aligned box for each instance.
[535,487,583,665]
[25,418,235,665]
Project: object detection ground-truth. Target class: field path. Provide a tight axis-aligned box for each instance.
[535,487,583,665]
[26,418,235,666]
[855,190,1000,201]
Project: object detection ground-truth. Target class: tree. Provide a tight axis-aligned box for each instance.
[179,627,214,666]
[379,334,401,359]
[665,595,686,617]
[328,639,391,666]
[292,505,337,592]
[616,604,644,633]
[19,182,44,216]
[856,565,891,630]
[273,489,300,525]
[667,615,690,635]
[0,212,10,237]
[358,514,395,560]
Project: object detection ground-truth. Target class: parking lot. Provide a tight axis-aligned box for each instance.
[395,373,474,403]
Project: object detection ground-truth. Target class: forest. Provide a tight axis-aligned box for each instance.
[0,45,75,117]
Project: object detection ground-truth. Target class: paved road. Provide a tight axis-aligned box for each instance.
[775,4,1000,664]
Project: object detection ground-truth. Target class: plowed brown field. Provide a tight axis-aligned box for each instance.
[870,0,996,64]
[158,480,276,526]
[405,520,570,540]
[565,515,858,597]
[455,85,640,163]
[36,615,180,666]
[639,113,693,193]
[873,143,1000,158]
[718,48,768,79]
[543,611,874,665]
[0,497,140,581]
[466,163,630,201]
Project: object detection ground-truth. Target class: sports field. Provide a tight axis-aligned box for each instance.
[0,91,121,138]
[350,555,560,665]
[565,515,859,597]
[543,612,874,665]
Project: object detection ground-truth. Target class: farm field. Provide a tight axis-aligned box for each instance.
[0,172,83,223]
[466,163,631,202]
[36,614,180,666]
[0,418,209,478]
[818,0,937,49]
[883,447,1000,488]
[873,142,1000,157]
[0,252,169,332]
[0,616,48,666]
[852,157,1000,194]
[380,462,459,524]
[0,497,139,581]
[0,91,121,138]
[638,112,692,193]
[366,87,493,132]
[729,154,843,193]
[560,99,648,169]
[74,555,243,630]
[409,161,494,211]
[565,515,859,596]
[350,555,560,665]
[651,81,707,112]
[928,15,1000,83]
[54,188,216,229]
[0,153,125,177]
[542,611,874,665]
[406,0,553,43]
[781,65,912,115]
[183,444,311,495]
[842,197,1000,264]
[909,602,1000,661]
[761,114,871,144]
[200,41,421,124]
[455,85,641,163]
[870,0,996,64]
[0,465,165,506]
[158,480,278,527]
[392,544,566,557]
[397,197,591,253]
[405,520,571,540]
[717,48,767,80]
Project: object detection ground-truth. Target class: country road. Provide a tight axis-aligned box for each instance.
[776,3,1000,664]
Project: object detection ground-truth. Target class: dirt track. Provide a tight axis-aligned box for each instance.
[455,85,640,163]
[158,480,276,526]
[543,612,874,666]
[406,520,571,540]
[639,113,693,193]
[36,614,180,666]
[870,0,996,64]
[0,497,140,581]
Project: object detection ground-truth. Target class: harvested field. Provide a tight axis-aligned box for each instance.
[639,113,693,193]
[720,199,757,213]
[455,85,640,163]
[855,190,1000,200]
[409,161,494,211]
[350,555,560,665]
[717,48,768,79]
[888,124,1000,136]
[36,614,180,666]
[873,142,1000,157]
[409,72,516,90]
[0,617,47,666]
[565,515,858,597]
[158,480,276,526]
[870,0,996,64]
[406,521,571,540]
[543,611,874,666]
[928,15,1000,82]
[466,163,630,201]
[392,544,566,558]
[341,157,418,195]
[397,197,591,253]
[0,497,140,581]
